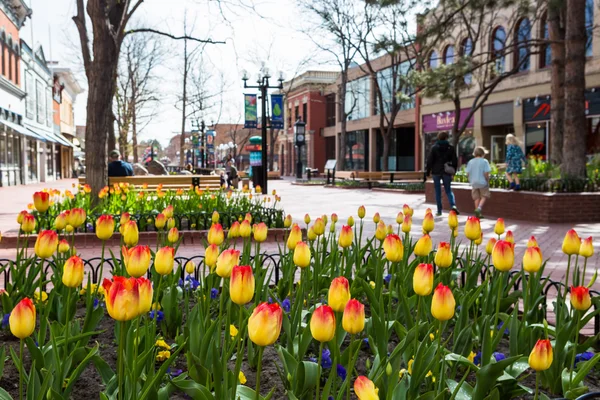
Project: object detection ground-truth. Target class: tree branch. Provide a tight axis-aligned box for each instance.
[72,0,91,75]
[124,28,226,44]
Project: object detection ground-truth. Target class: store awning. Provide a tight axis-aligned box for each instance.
[27,128,74,148]
[2,120,46,141]
[49,132,74,148]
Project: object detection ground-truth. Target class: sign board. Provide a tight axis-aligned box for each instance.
[422,109,474,133]
[271,94,284,129]
[324,159,337,170]
[244,94,257,128]
[524,89,600,122]
[245,144,262,152]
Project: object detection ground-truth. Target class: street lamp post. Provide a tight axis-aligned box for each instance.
[242,67,284,193]
[294,117,306,180]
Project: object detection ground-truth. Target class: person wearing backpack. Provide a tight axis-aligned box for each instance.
[425,131,459,217]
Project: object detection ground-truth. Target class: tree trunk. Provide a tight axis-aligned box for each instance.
[381,129,390,171]
[132,103,138,163]
[180,39,188,168]
[118,120,129,159]
[562,0,587,178]
[108,112,116,152]
[549,3,566,165]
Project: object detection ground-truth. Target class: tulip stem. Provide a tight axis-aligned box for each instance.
[414,296,421,355]
[96,241,106,294]
[18,338,23,400]
[316,342,324,400]
[65,288,71,357]
[255,346,265,400]
[534,372,539,400]
[346,334,357,400]
[564,255,572,300]
[118,321,126,400]
[570,311,581,387]
[233,306,245,400]
[436,320,446,395]
[493,271,504,348]
[582,258,588,287]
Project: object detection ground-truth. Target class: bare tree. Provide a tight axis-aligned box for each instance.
[548,1,566,165]
[72,1,223,195]
[224,118,253,169]
[300,0,364,171]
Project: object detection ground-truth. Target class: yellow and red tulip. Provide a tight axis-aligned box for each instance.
[342,299,365,334]
[339,225,353,248]
[383,234,403,262]
[413,263,434,296]
[354,376,379,400]
[523,246,543,273]
[486,237,497,255]
[494,218,505,236]
[571,286,592,311]
[229,221,241,238]
[464,216,481,241]
[167,227,179,244]
[373,212,381,224]
[208,223,225,245]
[287,224,302,250]
[431,283,455,321]
[528,339,553,371]
[248,302,283,346]
[422,212,434,233]
[403,204,413,217]
[21,213,36,233]
[123,245,152,278]
[163,205,174,219]
[563,230,581,255]
[96,215,115,241]
[447,210,458,230]
[122,220,139,247]
[402,215,412,234]
[284,214,292,228]
[527,235,538,248]
[310,305,336,343]
[204,244,220,270]
[230,265,255,305]
[137,277,153,314]
[328,277,351,312]
[375,222,387,241]
[414,234,432,257]
[185,260,196,275]
[9,297,36,339]
[293,241,311,268]
[155,213,166,230]
[63,255,84,288]
[58,239,70,254]
[358,205,366,219]
[505,230,515,244]
[54,212,67,231]
[102,276,140,321]
[240,220,252,238]
[17,210,28,224]
[216,248,241,278]
[580,236,594,258]
[396,212,403,225]
[434,241,453,268]
[492,240,514,272]
[34,230,58,259]
[253,222,268,242]
[68,208,86,228]
[33,191,50,213]
[155,246,175,275]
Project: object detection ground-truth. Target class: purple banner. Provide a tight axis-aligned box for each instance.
[422,109,474,133]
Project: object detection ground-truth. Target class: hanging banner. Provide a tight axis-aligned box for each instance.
[270,94,284,129]
[244,94,257,128]
[206,130,215,153]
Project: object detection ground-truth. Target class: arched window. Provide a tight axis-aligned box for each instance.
[540,12,551,68]
[443,45,454,64]
[460,37,473,84]
[586,0,594,57]
[514,18,531,71]
[429,50,439,69]
[492,26,506,73]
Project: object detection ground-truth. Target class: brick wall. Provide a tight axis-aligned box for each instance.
[425,182,600,223]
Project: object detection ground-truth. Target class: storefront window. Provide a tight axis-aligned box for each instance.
[525,123,547,160]
[0,134,5,166]
[27,139,37,181]
[586,0,593,57]
[46,143,54,176]
[7,135,13,165]
[586,117,600,155]
[345,76,370,121]
[491,136,506,163]
[55,146,62,179]
[458,131,476,165]
[376,62,414,114]
[343,130,368,171]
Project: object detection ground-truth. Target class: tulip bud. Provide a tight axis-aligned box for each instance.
[527,236,538,248]
[155,213,167,230]
[475,232,483,245]
[102,277,141,321]
[287,224,303,250]
[212,211,220,224]
[375,221,387,241]
[293,242,311,268]
[120,212,131,227]
[253,222,268,242]
[167,218,176,230]
[321,214,328,225]
[34,230,58,259]
[371,213,381,225]
[403,204,413,217]
[163,205,174,219]
[354,376,379,400]
[570,286,592,311]
[328,277,350,312]
[579,236,594,258]
[123,220,139,247]
[383,234,403,262]
[331,213,338,223]
[185,260,196,275]
[21,213,36,233]
[434,242,453,268]
[401,215,412,234]
[312,218,325,237]
[431,283,455,321]
[505,230,514,244]
[492,240,514,272]
[68,208,86,228]
[240,220,252,238]
[523,246,543,273]
[310,305,336,343]
[486,237,497,255]
[155,247,175,276]
[96,215,115,241]
[446,210,458,231]
[422,212,434,233]
[347,216,355,227]
[204,244,219,270]
[33,191,50,213]
[396,212,404,225]
[208,223,224,245]
[307,227,317,241]
[9,297,36,339]
[230,265,255,305]
[464,216,481,241]
[358,205,366,219]
[167,227,180,244]
[17,210,28,224]
[248,302,283,346]
[63,255,84,288]
[386,362,393,376]
[58,239,70,254]
[494,218,505,236]
[137,277,153,315]
[339,225,353,248]
[216,249,241,278]
[244,213,253,223]
[342,299,365,334]
[528,339,553,371]
[229,221,241,238]
[123,245,152,278]
[414,234,432,257]
[65,224,74,233]
[413,263,434,296]
[304,214,311,225]
[54,212,67,231]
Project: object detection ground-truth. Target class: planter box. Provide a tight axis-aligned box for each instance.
[425,182,600,223]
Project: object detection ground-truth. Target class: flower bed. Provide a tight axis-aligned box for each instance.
[1,200,599,399]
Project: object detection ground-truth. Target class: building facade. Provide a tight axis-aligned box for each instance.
[0,0,31,186]
[418,0,599,166]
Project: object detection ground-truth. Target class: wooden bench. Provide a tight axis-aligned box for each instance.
[267,170,281,180]
[334,171,356,180]
[381,171,424,183]
[78,175,222,192]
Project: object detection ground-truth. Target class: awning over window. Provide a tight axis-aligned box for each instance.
[2,120,46,141]
[27,127,74,148]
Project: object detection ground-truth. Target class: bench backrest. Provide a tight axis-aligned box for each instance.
[335,171,356,179]
[355,171,383,180]
[381,171,423,180]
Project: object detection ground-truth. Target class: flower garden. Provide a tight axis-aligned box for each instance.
[0,187,599,400]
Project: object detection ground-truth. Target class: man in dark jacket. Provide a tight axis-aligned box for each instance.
[108,149,134,177]
[425,132,459,216]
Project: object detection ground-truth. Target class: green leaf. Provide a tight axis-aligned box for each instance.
[235,385,268,400]
[506,357,529,378]
[168,374,215,399]
[446,379,473,400]
[0,387,13,400]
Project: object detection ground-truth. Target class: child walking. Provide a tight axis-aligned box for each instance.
[505,134,526,190]
[466,146,491,218]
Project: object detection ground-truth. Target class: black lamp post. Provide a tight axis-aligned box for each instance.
[294,117,306,179]
[242,67,284,193]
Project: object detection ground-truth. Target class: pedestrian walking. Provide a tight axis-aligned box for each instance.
[466,146,491,218]
[425,131,459,216]
[505,134,526,190]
